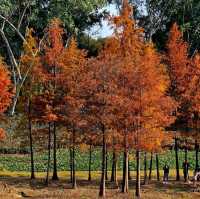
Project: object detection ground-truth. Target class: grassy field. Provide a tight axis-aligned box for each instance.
[0,170,200,199]
[0,149,198,172]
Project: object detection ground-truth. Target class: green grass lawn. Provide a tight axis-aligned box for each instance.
[0,149,197,172]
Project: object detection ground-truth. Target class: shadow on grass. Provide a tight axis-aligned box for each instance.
[153,180,194,193]
[0,175,197,196]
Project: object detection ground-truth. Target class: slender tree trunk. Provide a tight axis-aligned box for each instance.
[88,144,92,181]
[46,123,51,185]
[143,152,147,185]
[156,154,160,181]
[185,139,188,162]
[52,59,58,181]
[99,124,106,197]
[185,147,188,162]
[195,140,199,170]
[52,122,58,181]
[72,128,77,189]
[105,149,108,181]
[122,133,128,193]
[128,159,132,180]
[175,137,180,181]
[111,150,115,182]
[135,150,141,198]
[114,159,118,187]
[70,147,73,183]
[148,152,153,181]
[28,98,35,180]
[111,150,118,187]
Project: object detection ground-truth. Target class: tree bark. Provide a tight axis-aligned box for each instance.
[148,152,153,181]
[185,139,188,162]
[88,144,92,181]
[143,152,147,185]
[99,124,106,197]
[111,150,118,187]
[156,154,160,181]
[122,132,128,193]
[195,140,199,170]
[105,149,108,181]
[46,123,51,185]
[28,98,35,180]
[135,150,141,198]
[70,147,73,183]
[72,128,77,189]
[52,122,59,181]
[128,159,132,180]
[175,137,180,181]
[111,150,115,182]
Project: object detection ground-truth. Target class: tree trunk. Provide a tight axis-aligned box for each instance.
[122,132,128,193]
[88,144,92,181]
[135,150,141,198]
[156,154,160,181]
[52,122,58,181]
[195,140,199,170]
[185,139,188,162]
[46,123,51,185]
[70,147,73,183]
[175,137,180,181]
[143,152,147,185]
[105,149,108,181]
[72,128,77,189]
[111,150,115,182]
[148,152,153,181]
[128,159,132,180]
[28,99,35,180]
[99,124,106,197]
[111,150,118,187]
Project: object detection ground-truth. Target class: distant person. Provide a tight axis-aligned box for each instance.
[193,167,200,187]
[183,160,190,182]
[163,164,169,183]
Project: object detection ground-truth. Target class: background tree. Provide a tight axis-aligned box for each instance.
[166,23,193,180]
[0,57,13,113]
[0,56,13,141]
[136,0,200,52]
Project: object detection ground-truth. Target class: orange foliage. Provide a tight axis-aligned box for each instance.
[167,23,192,99]
[73,1,176,152]
[0,58,13,113]
[0,128,6,141]
[106,1,176,152]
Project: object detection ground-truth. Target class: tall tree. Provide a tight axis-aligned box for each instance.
[166,23,192,180]
[42,18,65,181]
[19,27,41,180]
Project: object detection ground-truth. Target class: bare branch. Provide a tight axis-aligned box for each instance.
[10,60,35,116]
[0,14,26,43]
[17,1,30,30]
[0,29,22,80]
[1,20,5,31]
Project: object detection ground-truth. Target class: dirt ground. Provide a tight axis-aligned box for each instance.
[0,176,200,199]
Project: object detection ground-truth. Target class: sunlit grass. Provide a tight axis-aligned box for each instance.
[0,169,195,180]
